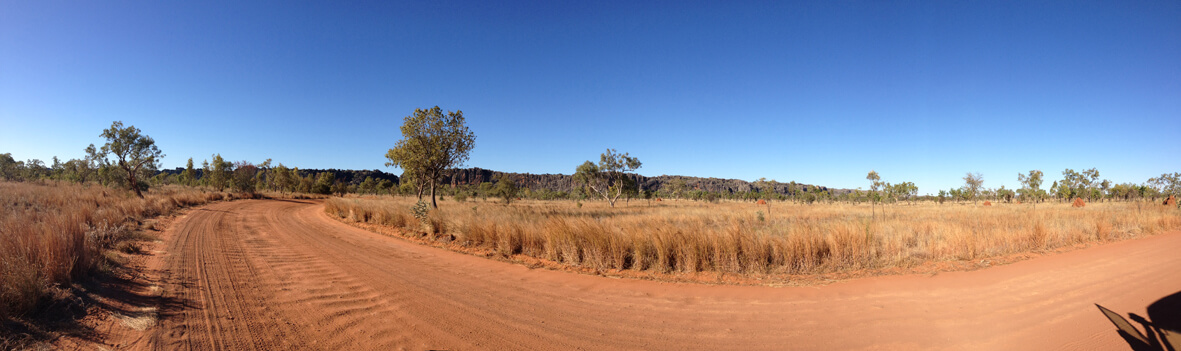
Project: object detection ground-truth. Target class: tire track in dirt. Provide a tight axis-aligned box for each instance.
[144,199,1181,350]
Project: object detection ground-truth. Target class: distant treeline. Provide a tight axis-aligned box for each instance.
[2,151,1177,205]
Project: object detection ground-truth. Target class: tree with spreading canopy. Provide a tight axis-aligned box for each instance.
[574,149,642,208]
[1148,172,1181,202]
[962,172,984,205]
[232,161,258,195]
[96,121,164,198]
[1018,170,1044,208]
[384,106,476,209]
[494,174,518,204]
[0,153,20,181]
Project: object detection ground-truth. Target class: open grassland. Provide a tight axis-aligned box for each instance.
[327,197,1181,277]
[0,181,231,324]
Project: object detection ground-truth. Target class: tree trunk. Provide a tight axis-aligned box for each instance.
[124,163,144,198]
[129,170,143,198]
[430,178,438,209]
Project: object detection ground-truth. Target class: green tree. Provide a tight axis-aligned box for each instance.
[478,181,494,201]
[313,172,335,195]
[176,158,193,186]
[232,161,258,195]
[996,185,1015,203]
[962,172,984,205]
[894,181,917,205]
[331,180,349,196]
[1017,170,1044,207]
[1080,168,1101,201]
[272,163,294,193]
[754,177,777,213]
[299,173,315,193]
[1148,172,1181,202]
[494,174,518,204]
[384,106,476,209]
[1053,180,1072,202]
[573,149,642,208]
[0,153,20,180]
[866,170,882,218]
[21,159,47,180]
[666,177,688,201]
[254,159,273,192]
[208,154,232,191]
[97,121,164,198]
[377,178,394,195]
[359,176,377,194]
[49,156,64,180]
[621,175,640,206]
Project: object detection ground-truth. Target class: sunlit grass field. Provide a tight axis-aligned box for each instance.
[327,196,1181,275]
[0,181,229,321]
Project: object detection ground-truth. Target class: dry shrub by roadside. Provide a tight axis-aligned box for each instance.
[327,196,1181,277]
[0,181,229,323]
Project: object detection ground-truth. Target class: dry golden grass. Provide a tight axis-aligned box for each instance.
[327,196,1181,276]
[0,181,229,321]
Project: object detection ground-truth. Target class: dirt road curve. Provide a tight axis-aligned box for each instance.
[141,199,1180,350]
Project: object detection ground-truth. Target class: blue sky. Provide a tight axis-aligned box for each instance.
[2,1,1178,194]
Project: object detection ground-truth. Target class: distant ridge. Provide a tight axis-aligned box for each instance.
[165,166,848,196]
[443,167,848,196]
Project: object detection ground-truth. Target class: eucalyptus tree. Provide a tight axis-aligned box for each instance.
[666,177,688,201]
[1017,170,1044,208]
[962,172,984,205]
[180,158,197,186]
[866,170,882,218]
[208,154,233,191]
[96,121,164,198]
[494,174,518,204]
[1148,172,1181,201]
[574,149,642,208]
[384,106,476,209]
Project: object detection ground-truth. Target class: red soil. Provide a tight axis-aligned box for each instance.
[65,199,1181,350]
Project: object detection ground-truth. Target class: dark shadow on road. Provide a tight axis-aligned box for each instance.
[1099,290,1181,351]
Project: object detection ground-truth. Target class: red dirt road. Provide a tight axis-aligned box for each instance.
[138,199,1180,350]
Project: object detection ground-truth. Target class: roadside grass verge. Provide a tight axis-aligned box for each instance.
[0,181,233,343]
[326,197,1181,277]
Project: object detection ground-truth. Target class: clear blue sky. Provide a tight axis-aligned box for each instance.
[2,1,1178,194]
